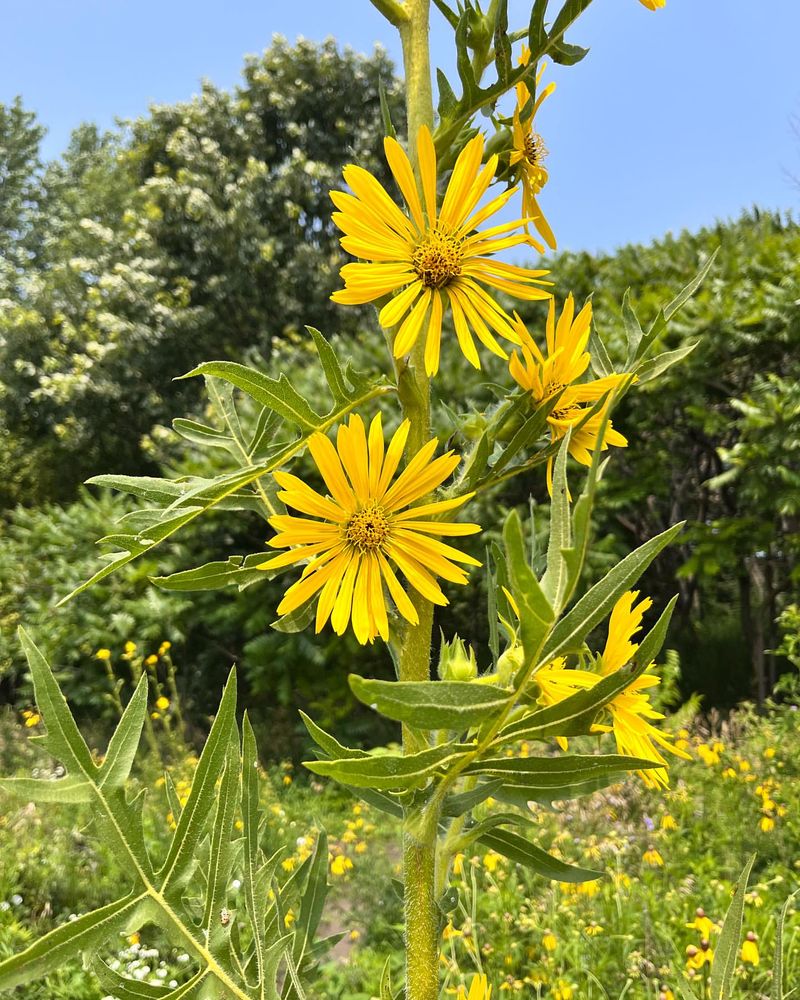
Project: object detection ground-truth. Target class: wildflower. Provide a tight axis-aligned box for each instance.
[660,814,678,831]
[643,846,664,867]
[508,296,631,492]
[542,929,557,952]
[151,711,161,720]
[331,126,551,376]
[553,982,573,1000]
[284,908,295,928]
[349,929,360,941]
[483,850,502,873]
[602,591,652,672]
[585,922,604,936]
[158,641,172,656]
[534,657,598,750]
[124,641,137,655]
[685,943,712,970]
[259,413,480,644]
[760,815,775,833]
[639,0,666,8]
[764,747,776,759]
[145,654,158,666]
[330,855,353,877]
[21,710,40,728]
[659,991,675,1000]
[687,908,714,938]
[355,841,367,854]
[155,696,169,712]
[443,920,463,940]
[741,931,759,965]
[453,853,466,877]
[281,858,296,873]
[95,648,112,661]
[722,767,737,779]
[458,974,492,1000]
[283,775,292,787]
[509,51,556,249]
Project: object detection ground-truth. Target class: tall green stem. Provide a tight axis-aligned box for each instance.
[395,3,439,998]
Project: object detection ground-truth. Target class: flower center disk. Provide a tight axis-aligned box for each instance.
[412,231,464,289]
[344,502,390,551]
[524,131,547,166]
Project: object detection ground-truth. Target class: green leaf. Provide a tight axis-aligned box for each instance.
[441,779,504,818]
[436,68,459,120]
[306,326,372,405]
[292,830,328,968]
[20,627,95,775]
[0,774,96,803]
[152,553,270,592]
[377,78,397,139]
[158,668,238,892]
[663,248,718,321]
[97,674,148,789]
[201,731,240,937]
[93,960,208,999]
[503,510,554,660]
[304,744,469,791]
[172,417,237,450]
[0,892,147,990]
[242,714,268,989]
[478,828,601,882]
[541,523,684,662]
[271,599,316,634]
[540,434,572,613]
[349,676,510,730]
[621,289,644,366]
[493,0,512,85]
[465,753,659,786]
[709,854,756,1000]
[771,890,797,1000]
[299,711,370,760]
[635,342,699,383]
[379,956,395,1000]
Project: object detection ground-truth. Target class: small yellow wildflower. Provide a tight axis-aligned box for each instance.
[686,908,714,938]
[660,814,678,831]
[330,855,353,877]
[722,767,737,779]
[453,852,466,877]
[638,0,666,8]
[150,712,161,720]
[543,930,557,952]
[281,858,296,873]
[283,775,293,787]
[349,929,360,942]
[21,710,40,728]
[643,846,664,867]
[764,747,776,759]
[145,654,158,666]
[158,641,172,656]
[155,696,169,712]
[553,982,573,1000]
[482,850,502,873]
[741,931,759,965]
[585,922,604,936]
[284,909,295,928]
[696,743,721,766]
[128,932,140,946]
[124,641,137,654]
[760,815,776,833]
[685,943,712,970]
[95,648,112,661]
[443,921,463,941]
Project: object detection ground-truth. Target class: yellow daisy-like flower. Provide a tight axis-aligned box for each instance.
[259,413,480,644]
[531,591,689,787]
[458,974,492,1000]
[643,846,664,867]
[331,125,551,376]
[508,295,632,492]
[741,932,759,966]
[509,52,557,250]
[639,0,666,8]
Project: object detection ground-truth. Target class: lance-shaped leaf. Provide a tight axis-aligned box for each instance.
[201,732,241,938]
[771,889,797,1000]
[97,673,148,789]
[304,743,469,791]
[540,433,572,613]
[300,711,370,761]
[709,854,756,1000]
[465,753,660,787]
[441,779,504,818]
[157,668,238,892]
[503,510,554,659]
[478,828,601,882]
[152,553,271,592]
[242,713,268,990]
[349,675,510,730]
[0,892,148,990]
[540,524,683,662]
[635,342,699,384]
[291,831,329,974]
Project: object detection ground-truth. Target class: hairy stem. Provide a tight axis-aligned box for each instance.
[396,3,439,999]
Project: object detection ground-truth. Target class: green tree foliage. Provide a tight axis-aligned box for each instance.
[0,38,404,505]
[0,97,44,296]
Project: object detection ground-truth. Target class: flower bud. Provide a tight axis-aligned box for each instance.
[438,635,478,681]
[496,644,524,686]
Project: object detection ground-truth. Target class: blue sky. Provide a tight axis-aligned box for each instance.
[2,0,799,252]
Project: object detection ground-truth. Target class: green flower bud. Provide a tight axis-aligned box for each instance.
[496,644,524,686]
[438,634,478,681]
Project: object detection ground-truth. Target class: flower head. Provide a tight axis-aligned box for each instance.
[331,126,551,375]
[639,0,666,8]
[95,648,112,661]
[509,53,557,250]
[643,846,664,867]
[687,908,714,938]
[741,931,759,966]
[508,295,632,492]
[259,413,480,644]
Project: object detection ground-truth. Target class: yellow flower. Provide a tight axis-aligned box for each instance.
[602,590,652,673]
[760,815,776,833]
[331,126,551,376]
[458,974,492,1000]
[259,413,480,644]
[585,922,604,936]
[158,641,172,656]
[330,855,353,876]
[660,814,678,831]
[764,747,776,759]
[155,696,169,712]
[453,852,466,876]
[95,648,112,661]
[145,654,158,666]
[542,930,557,952]
[534,657,598,750]
[553,982,573,1000]
[124,641,137,654]
[741,932,759,965]
[509,52,557,250]
[685,943,713,970]
[284,908,295,928]
[443,920,463,941]
[639,0,665,8]
[686,908,714,938]
[22,711,41,728]
[643,846,664,867]
[508,296,631,492]
[482,850,502,873]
